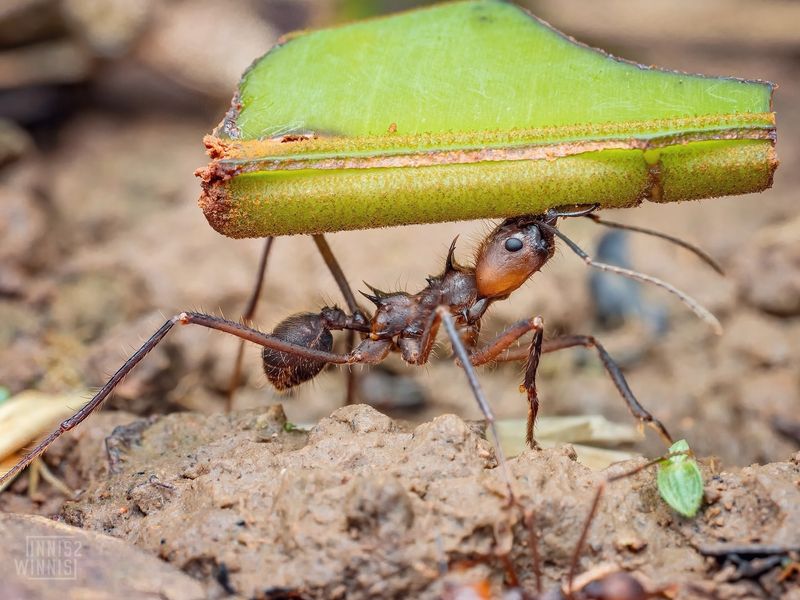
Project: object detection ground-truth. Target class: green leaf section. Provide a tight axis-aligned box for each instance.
[657,439,704,518]
[198,0,776,237]
[235,1,770,139]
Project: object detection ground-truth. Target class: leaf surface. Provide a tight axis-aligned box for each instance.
[657,439,704,518]
[198,0,777,237]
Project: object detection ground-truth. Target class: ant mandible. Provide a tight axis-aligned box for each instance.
[0,204,722,494]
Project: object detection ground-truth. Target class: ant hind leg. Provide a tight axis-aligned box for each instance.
[0,312,355,490]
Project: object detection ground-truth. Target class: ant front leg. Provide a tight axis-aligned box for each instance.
[468,316,544,367]
[565,451,688,599]
[498,334,673,446]
[468,316,546,447]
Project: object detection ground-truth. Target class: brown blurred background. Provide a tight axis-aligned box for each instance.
[1,0,798,468]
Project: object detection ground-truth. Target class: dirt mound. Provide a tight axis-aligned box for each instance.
[58,404,800,599]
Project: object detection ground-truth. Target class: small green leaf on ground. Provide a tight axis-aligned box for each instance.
[0,387,9,405]
[657,439,703,518]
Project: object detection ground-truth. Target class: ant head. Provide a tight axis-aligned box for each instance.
[474,215,555,299]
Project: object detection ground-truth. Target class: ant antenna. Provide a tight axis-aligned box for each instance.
[583,214,724,275]
[538,222,723,335]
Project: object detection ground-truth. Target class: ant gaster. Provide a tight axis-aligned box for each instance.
[0,205,722,495]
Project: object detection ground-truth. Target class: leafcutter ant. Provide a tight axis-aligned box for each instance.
[0,204,722,493]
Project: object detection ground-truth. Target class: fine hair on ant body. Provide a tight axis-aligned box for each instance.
[0,204,723,495]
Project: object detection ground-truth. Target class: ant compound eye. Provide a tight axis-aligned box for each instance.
[504,237,524,252]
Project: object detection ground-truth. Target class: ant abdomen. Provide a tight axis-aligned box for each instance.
[262,312,333,390]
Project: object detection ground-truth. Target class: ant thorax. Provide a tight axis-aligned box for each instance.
[360,215,556,363]
[362,254,480,364]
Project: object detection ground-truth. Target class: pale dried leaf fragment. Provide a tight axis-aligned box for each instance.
[0,390,90,466]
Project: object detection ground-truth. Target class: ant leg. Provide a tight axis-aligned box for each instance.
[498,335,673,445]
[313,234,363,405]
[0,312,354,490]
[469,317,544,367]
[226,236,274,410]
[522,326,545,447]
[417,313,478,365]
[415,309,442,364]
[436,307,515,501]
[343,352,358,405]
[461,316,546,446]
[312,235,360,314]
[228,235,362,408]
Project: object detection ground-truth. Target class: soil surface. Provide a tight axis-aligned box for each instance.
[42,404,800,599]
[1,1,800,599]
